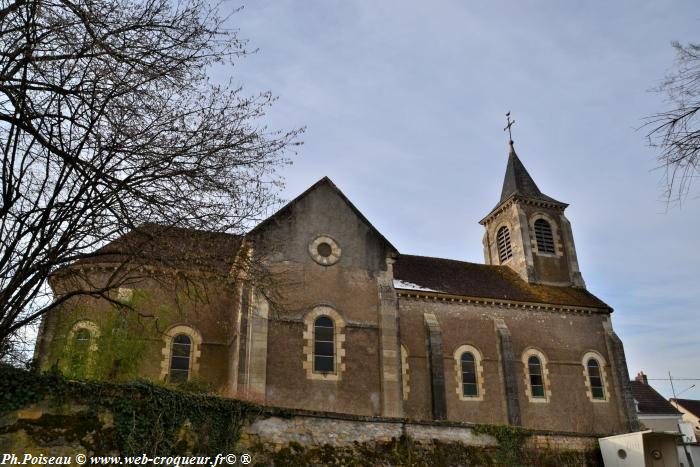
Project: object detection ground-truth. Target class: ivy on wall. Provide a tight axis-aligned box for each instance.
[45,281,228,386]
[46,288,185,383]
[0,365,258,455]
[246,435,602,467]
[1,366,602,465]
[0,366,603,467]
[57,312,148,381]
[472,423,531,465]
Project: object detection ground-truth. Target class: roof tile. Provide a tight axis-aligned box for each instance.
[670,398,700,419]
[499,143,565,206]
[74,224,242,275]
[394,254,609,309]
[630,381,682,415]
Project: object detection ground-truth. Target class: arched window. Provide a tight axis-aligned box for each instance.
[534,218,555,253]
[461,352,479,397]
[454,345,484,401]
[169,334,192,383]
[587,358,605,400]
[75,328,91,344]
[65,321,100,379]
[496,226,513,263]
[303,306,346,381]
[528,355,545,398]
[581,352,609,402]
[159,325,202,383]
[69,329,91,376]
[313,316,335,373]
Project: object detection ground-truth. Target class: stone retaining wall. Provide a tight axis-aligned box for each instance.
[240,407,601,451]
[241,414,499,448]
[0,377,603,466]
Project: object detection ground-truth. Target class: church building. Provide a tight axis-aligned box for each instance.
[35,140,639,435]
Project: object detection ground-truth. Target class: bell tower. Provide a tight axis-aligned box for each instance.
[479,134,585,288]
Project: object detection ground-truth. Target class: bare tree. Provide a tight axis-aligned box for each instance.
[647,41,700,204]
[0,0,301,358]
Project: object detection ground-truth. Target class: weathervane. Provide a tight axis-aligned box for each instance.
[504,111,515,143]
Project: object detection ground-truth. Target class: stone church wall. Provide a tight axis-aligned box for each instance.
[39,262,630,434]
[263,318,384,415]
[519,203,580,286]
[398,297,627,434]
[243,182,393,416]
[38,270,236,392]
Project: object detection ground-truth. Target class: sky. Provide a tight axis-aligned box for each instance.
[215,1,700,400]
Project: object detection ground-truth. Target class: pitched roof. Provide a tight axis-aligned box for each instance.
[249,176,397,253]
[73,224,242,275]
[393,254,610,309]
[630,381,682,415]
[670,399,700,418]
[498,142,565,206]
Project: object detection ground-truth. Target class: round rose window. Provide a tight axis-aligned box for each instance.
[309,235,341,266]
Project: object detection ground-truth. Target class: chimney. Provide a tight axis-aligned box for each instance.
[635,371,648,385]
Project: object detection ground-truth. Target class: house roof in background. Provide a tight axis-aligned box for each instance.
[670,399,700,419]
[630,381,682,415]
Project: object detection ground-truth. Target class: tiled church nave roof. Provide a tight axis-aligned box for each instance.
[72,223,242,275]
[394,254,610,310]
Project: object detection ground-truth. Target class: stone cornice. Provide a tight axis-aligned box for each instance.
[396,290,610,315]
[480,195,568,225]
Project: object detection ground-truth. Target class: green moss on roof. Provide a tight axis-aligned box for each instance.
[394,254,609,310]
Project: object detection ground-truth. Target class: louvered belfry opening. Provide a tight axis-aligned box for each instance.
[496,226,513,263]
[534,219,555,254]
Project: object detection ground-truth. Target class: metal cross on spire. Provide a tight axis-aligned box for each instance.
[504,111,515,143]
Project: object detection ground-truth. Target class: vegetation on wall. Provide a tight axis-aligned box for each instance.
[0,365,258,455]
[48,284,220,384]
[247,437,497,467]
[472,423,532,465]
[1,366,602,465]
[246,436,602,467]
[61,316,148,381]
[51,300,150,382]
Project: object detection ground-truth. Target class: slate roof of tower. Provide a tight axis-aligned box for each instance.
[393,254,610,310]
[670,399,700,418]
[498,142,565,206]
[630,381,682,415]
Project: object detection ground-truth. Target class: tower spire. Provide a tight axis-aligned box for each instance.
[480,117,584,288]
[497,112,564,206]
